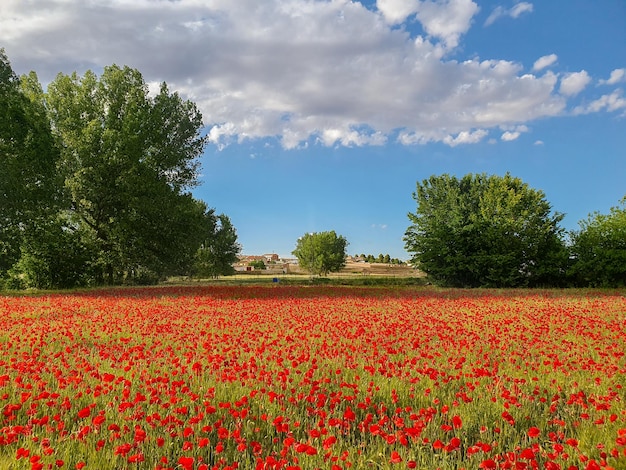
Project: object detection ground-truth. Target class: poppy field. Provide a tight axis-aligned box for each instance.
[1,286,625,470]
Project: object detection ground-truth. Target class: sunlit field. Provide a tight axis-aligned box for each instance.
[1,286,625,470]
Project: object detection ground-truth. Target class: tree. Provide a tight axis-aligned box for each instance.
[292,231,348,276]
[569,197,626,287]
[45,65,207,283]
[6,215,94,289]
[193,213,241,278]
[0,50,60,280]
[248,260,266,271]
[404,173,567,287]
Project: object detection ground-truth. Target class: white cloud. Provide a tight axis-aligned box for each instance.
[533,140,544,145]
[0,0,582,150]
[500,124,528,141]
[533,54,558,71]
[510,2,534,18]
[599,68,626,85]
[443,129,488,146]
[573,90,626,115]
[485,2,533,26]
[377,0,479,49]
[376,0,420,24]
[501,131,520,141]
[416,0,480,49]
[559,70,591,96]
[319,128,387,147]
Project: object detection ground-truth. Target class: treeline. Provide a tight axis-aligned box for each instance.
[355,254,404,265]
[0,50,240,289]
[404,173,626,288]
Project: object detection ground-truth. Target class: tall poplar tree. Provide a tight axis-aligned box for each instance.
[0,49,60,280]
[46,65,208,282]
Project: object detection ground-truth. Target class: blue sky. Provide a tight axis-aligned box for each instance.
[2,0,625,259]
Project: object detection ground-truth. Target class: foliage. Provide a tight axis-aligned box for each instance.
[0,287,624,469]
[0,50,242,289]
[0,50,61,279]
[292,231,348,276]
[569,196,626,287]
[365,253,401,264]
[248,259,266,270]
[6,215,95,289]
[404,173,568,287]
[44,64,208,283]
[193,213,241,278]
[358,253,404,264]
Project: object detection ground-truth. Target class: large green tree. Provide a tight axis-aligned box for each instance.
[404,173,567,287]
[569,197,626,287]
[45,65,207,283]
[0,49,60,280]
[192,213,241,278]
[293,231,348,276]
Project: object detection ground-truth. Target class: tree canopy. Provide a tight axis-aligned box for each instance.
[568,197,626,287]
[1,51,240,289]
[0,49,60,276]
[404,173,567,287]
[42,65,208,283]
[193,213,242,278]
[292,231,348,276]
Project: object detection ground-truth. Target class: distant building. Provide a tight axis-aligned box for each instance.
[234,265,254,272]
[233,254,288,272]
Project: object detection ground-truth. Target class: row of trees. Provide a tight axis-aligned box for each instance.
[356,254,404,265]
[1,50,240,289]
[404,173,626,287]
[287,174,625,287]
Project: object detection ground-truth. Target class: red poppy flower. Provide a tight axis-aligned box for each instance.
[390,451,402,463]
[178,457,194,470]
[452,415,462,429]
[527,427,541,438]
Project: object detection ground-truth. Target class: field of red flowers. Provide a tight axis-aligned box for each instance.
[0,286,625,470]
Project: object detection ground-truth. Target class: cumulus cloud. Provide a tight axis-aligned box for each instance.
[376,0,420,24]
[500,124,528,141]
[573,90,626,115]
[533,54,558,71]
[501,131,518,141]
[416,0,480,49]
[443,129,489,146]
[559,71,591,96]
[0,0,586,150]
[599,68,626,85]
[485,2,533,26]
[377,0,479,49]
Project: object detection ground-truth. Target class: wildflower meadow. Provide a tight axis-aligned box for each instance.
[1,286,625,469]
